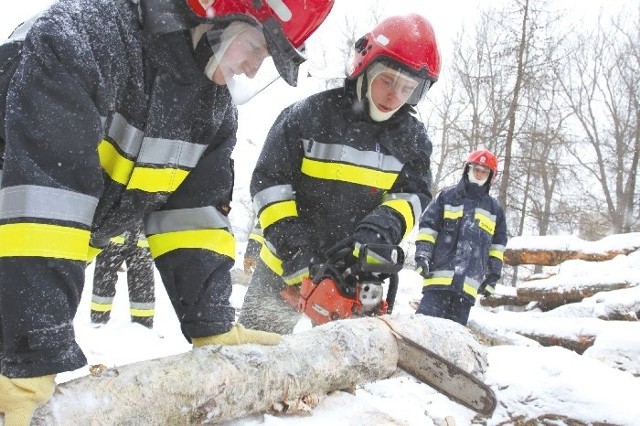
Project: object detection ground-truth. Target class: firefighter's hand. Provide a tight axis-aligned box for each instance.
[191,324,281,347]
[282,249,315,286]
[0,374,56,426]
[243,255,257,274]
[415,256,430,277]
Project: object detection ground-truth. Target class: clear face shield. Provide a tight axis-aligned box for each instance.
[205,20,306,104]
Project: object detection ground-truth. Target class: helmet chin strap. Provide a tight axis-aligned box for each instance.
[356,73,399,122]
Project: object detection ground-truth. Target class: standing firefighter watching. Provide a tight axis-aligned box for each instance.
[0,0,334,424]
[239,14,440,334]
[414,149,508,326]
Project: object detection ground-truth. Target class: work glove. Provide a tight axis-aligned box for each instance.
[243,255,257,274]
[191,324,281,347]
[415,256,430,277]
[352,228,395,265]
[0,374,56,426]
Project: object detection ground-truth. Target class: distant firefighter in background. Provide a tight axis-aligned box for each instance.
[414,149,508,325]
[91,225,155,329]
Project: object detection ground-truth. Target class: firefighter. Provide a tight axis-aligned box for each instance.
[239,14,440,334]
[414,149,508,325]
[0,0,334,422]
[90,225,156,329]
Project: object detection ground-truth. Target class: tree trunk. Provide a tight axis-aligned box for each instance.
[23,314,487,425]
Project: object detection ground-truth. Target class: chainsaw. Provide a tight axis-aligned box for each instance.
[280,243,404,326]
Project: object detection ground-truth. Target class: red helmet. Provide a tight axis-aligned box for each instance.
[465,149,499,181]
[346,14,441,104]
[186,0,335,85]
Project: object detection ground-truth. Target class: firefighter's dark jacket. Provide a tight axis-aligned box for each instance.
[251,81,433,275]
[0,0,237,377]
[415,178,507,302]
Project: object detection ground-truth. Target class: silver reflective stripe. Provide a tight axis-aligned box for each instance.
[490,243,506,252]
[253,184,295,212]
[130,301,155,310]
[382,192,422,224]
[7,14,39,42]
[91,295,114,304]
[302,139,403,172]
[138,137,206,168]
[475,207,496,221]
[145,206,231,234]
[0,185,97,225]
[107,112,144,156]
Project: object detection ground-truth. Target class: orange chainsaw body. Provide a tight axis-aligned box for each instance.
[281,276,388,325]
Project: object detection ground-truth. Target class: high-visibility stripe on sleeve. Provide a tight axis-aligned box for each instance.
[126,166,189,193]
[0,185,97,225]
[489,244,505,261]
[99,139,135,186]
[381,198,415,238]
[0,223,90,261]
[253,185,295,213]
[416,227,437,244]
[258,200,298,230]
[259,243,283,276]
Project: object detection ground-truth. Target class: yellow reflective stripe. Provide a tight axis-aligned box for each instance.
[249,232,265,244]
[416,232,436,244]
[147,229,235,260]
[443,209,463,220]
[259,200,298,229]
[137,239,149,248]
[130,308,155,317]
[87,246,103,263]
[0,223,90,260]
[423,276,452,287]
[301,158,397,189]
[382,199,415,237]
[110,235,126,245]
[463,283,478,298]
[489,248,504,261]
[127,167,189,193]
[284,269,308,286]
[90,301,113,312]
[475,211,496,235]
[259,243,283,276]
[98,139,134,185]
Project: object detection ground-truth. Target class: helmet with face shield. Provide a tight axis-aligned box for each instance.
[346,14,441,107]
[186,0,334,97]
[464,149,499,186]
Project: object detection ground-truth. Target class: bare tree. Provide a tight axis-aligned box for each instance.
[554,7,640,234]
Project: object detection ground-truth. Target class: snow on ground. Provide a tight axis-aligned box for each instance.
[62,235,640,425]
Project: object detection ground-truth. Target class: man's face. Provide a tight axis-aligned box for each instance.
[211,26,270,85]
[368,70,419,113]
[471,164,491,180]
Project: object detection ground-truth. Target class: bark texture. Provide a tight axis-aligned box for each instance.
[21,314,487,425]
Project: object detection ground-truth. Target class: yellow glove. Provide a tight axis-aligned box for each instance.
[0,374,56,426]
[192,324,281,347]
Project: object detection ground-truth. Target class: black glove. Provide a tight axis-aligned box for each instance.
[352,227,390,246]
[282,249,316,286]
[415,256,430,277]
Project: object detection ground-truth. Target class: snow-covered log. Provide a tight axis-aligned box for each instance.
[504,233,640,266]
[23,314,487,425]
